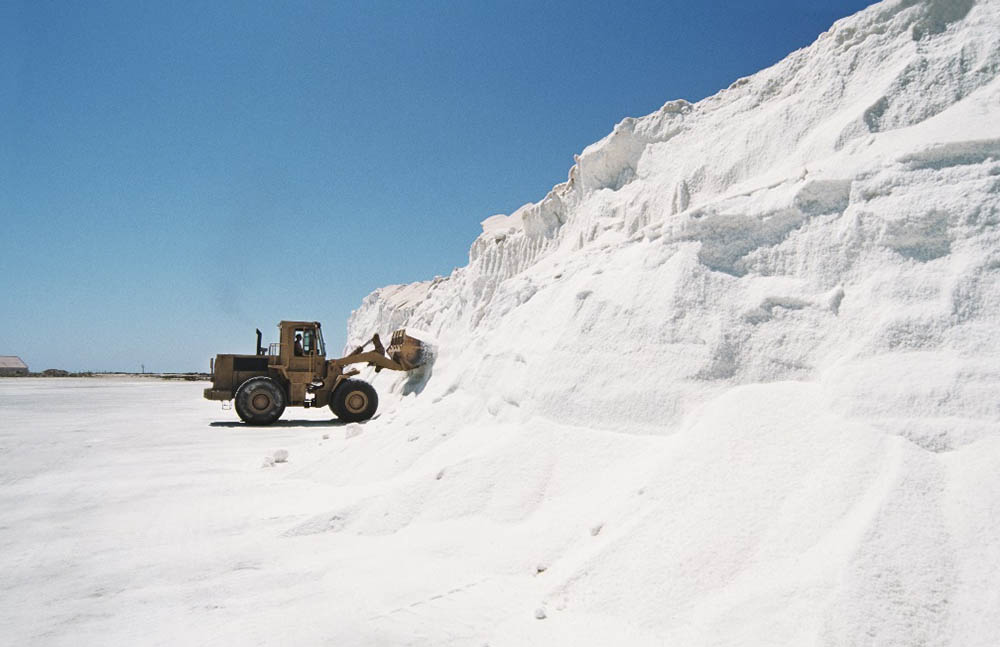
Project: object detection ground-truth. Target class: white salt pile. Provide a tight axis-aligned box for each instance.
[334,0,1000,642]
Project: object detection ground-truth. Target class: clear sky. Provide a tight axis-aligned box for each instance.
[1,0,873,372]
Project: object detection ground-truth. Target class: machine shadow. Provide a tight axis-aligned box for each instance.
[209,419,353,429]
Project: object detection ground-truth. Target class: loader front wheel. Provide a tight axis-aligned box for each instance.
[330,379,378,423]
[234,376,286,426]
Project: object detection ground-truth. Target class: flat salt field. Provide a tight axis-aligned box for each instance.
[0,378,492,646]
[3,377,1000,646]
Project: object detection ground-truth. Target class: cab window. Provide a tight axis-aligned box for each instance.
[293,328,316,356]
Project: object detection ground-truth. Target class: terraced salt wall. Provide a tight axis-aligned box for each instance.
[329,2,1000,642]
[347,0,1000,448]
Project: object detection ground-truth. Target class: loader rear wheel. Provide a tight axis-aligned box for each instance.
[330,379,378,423]
[234,376,286,426]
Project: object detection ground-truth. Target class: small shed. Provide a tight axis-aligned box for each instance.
[0,356,29,377]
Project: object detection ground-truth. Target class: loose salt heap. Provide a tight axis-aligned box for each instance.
[337,0,1000,643]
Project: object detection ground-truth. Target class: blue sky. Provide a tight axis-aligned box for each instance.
[1,0,873,372]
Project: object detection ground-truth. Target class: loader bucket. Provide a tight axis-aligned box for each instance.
[387,329,426,371]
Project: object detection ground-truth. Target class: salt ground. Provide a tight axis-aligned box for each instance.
[5,0,1000,644]
[3,370,999,645]
[2,378,552,645]
[0,379,710,645]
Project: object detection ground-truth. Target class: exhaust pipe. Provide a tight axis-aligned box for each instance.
[256,329,264,356]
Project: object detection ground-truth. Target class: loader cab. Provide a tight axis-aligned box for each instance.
[278,321,325,363]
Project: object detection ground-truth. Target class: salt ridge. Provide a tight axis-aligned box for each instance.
[338,0,1000,643]
[351,0,999,445]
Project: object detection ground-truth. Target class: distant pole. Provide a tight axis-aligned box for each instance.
[141,363,144,374]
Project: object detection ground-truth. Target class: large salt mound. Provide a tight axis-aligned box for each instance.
[332,0,1000,643]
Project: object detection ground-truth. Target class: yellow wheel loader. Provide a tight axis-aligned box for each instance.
[204,321,426,425]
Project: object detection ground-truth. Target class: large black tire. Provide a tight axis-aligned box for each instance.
[330,379,378,422]
[234,376,286,426]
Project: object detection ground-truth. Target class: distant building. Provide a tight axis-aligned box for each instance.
[0,356,29,377]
